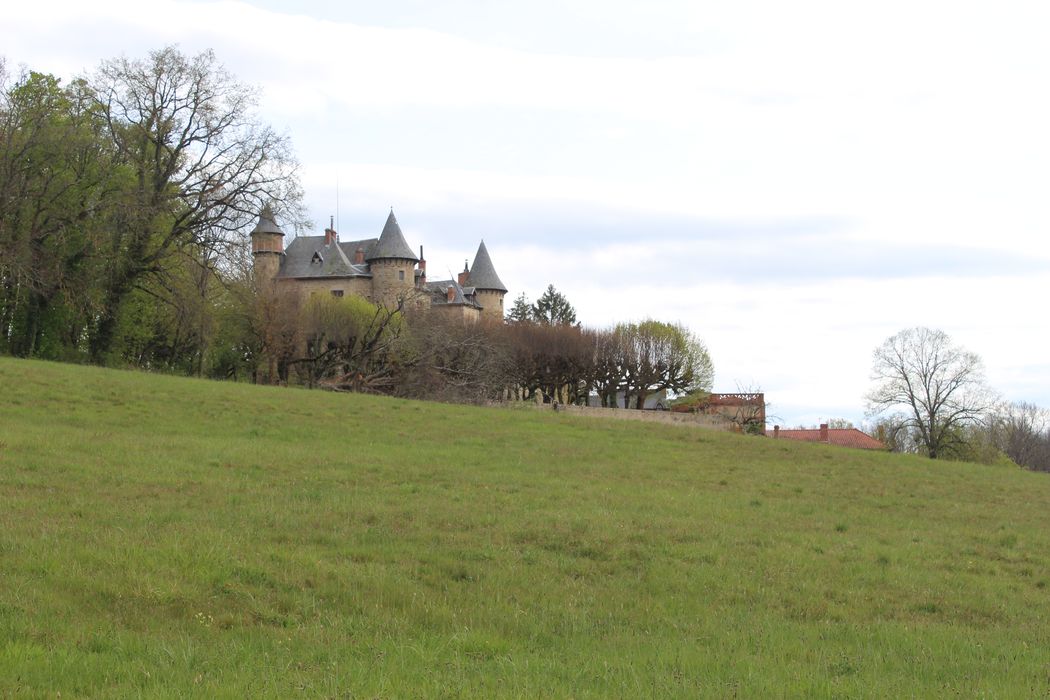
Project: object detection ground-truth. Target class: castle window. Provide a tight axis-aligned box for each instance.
[331,289,344,297]
[311,251,323,265]
[398,270,405,281]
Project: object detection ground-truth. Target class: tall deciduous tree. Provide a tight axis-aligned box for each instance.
[87,46,304,360]
[866,327,995,459]
[0,71,118,358]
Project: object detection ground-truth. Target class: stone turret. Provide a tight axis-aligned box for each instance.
[365,210,418,307]
[466,240,508,322]
[251,204,285,287]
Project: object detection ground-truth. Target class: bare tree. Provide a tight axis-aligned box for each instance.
[866,327,995,459]
[397,311,513,403]
[988,402,1050,471]
[290,295,410,394]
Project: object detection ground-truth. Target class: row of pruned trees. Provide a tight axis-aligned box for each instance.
[255,286,714,409]
[0,47,303,369]
[504,287,714,407]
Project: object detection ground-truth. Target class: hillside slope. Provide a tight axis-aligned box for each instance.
[1,358,1049,697]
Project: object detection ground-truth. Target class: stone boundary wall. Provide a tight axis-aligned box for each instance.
[533,403,735,430]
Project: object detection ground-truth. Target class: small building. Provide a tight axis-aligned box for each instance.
[671,392,766,434]
[771,424,886,450]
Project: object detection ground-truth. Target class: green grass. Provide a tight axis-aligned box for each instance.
[1,357,1050,697]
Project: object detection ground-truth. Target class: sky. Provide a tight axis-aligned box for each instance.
[3,0,1049,427]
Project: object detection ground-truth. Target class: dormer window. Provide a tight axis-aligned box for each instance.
[311,251,324,265]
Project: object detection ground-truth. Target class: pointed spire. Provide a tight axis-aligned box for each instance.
[365,209,418,262]
[466,240,507,292]
[251,204,284,236]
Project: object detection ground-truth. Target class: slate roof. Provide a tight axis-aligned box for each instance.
[366,210,418,262]
[425,279,481,308]
[251,204,285,236]
[280,236,377,279]
[465,240,507,292]
[774,428,886,450]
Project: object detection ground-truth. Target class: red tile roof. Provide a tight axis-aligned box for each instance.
[774,428,886,450]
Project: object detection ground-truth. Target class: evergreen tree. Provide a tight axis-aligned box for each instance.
[531,284,576,326]
[506,292,532,322]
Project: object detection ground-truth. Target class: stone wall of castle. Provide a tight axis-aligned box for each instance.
[474,289,505,323]
[253,254,282,288]
[431,303,480,323]
[369,259,417,307]
[281,276,373,302]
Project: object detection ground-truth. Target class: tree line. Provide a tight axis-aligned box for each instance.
[0,47,302,369]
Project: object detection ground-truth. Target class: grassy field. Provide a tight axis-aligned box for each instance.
[1,357,1049,697]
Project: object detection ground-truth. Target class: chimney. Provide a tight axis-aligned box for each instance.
[773,425,780,439]
[819,423,829,442]
[458,260,469,287]
[418,245,426,272]
[447,285,456,303]
[324,228,336,245]
[354,247,365,264]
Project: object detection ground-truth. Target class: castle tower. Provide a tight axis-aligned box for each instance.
[466,240,508,322]
[251,204,285,287]
[366,210,419,307]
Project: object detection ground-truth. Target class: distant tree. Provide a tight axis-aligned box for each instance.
[866,327,995,459]
[506,292,532,323]
[827,418,854,429]
[987,402,1050,471]
[618,319,714,409]
[871,418,913,453]
[503,320,592,404]
[531,284,576,326]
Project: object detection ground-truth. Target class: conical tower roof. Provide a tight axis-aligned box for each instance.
[466,240,507,292]
[365,210,418,262]
[251,204,285,236]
